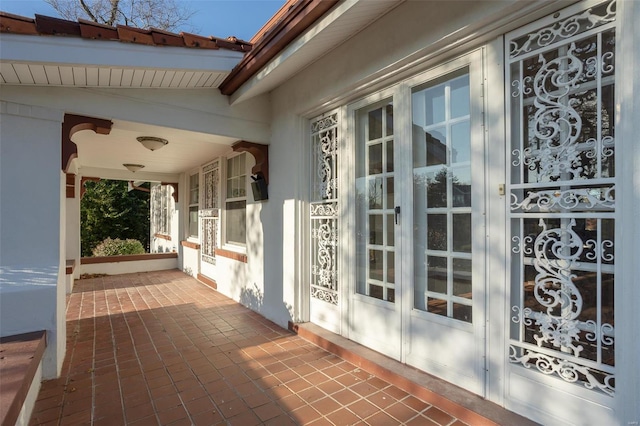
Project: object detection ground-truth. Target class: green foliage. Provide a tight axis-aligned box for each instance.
[92,238,145,257]
[81,180,150,257]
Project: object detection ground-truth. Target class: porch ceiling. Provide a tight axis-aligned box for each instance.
[73,119,237,181]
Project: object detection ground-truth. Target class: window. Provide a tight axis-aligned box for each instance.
[188,172,199,238]
[225,154,246,245]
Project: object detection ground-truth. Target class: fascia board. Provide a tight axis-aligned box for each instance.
[0,34,245,72]
[229,0,380,105]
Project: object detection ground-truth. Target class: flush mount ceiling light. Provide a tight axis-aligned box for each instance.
[123,163,145,172]
[137,136,168,151]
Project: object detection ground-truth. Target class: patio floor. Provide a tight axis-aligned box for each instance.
[28,270,517,425]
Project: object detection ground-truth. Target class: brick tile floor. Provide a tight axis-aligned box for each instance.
[29,270,471,425]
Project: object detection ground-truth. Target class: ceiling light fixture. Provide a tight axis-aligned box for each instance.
[123,163,145,172]
[137,136,168,151]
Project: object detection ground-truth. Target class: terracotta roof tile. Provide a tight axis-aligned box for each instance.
[116,24,155,45]
[0,12,37,35]
[34,14,80,36]
[0,11,252,52]
[78,19,118,40]
[181,32,219,49]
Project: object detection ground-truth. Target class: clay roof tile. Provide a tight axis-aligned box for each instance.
[0,11,252,53]
[116,24,154,45]
[0,11,38,35]
[78,19,118,40]
[34,14,81,36]
[149,27,185,47]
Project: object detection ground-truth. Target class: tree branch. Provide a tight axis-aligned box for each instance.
[78,0,98,22]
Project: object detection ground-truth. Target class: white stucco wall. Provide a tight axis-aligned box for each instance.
[0,101,66,378]
[258,1,638,424]
[79,258,179,275]
[181,246,199,277]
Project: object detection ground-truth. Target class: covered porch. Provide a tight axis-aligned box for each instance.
[27,269,531,425]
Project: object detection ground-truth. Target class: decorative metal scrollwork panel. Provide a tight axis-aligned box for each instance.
[202,216,218,265]
[201,160,220,265]
[203,160,219,210]
[310,112,339,305]
[507,0,615,396]
[311,113,339,202]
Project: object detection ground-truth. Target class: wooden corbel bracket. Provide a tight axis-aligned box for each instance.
[232,140,269,184]
[62,113,113,172]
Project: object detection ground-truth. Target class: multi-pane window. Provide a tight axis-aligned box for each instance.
[188,173,199,238]
[225,154,246,246]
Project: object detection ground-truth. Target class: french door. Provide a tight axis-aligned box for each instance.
[347,51,486,392]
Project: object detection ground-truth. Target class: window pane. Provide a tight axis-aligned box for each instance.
[225,201,246,244]
[452,303,472,323]
[369,249,383,281]
[189,206,198,237]
[451,121,470,163]
[385,104,394,136]
[452,167,471,207]
[452,258,472,298]
[369,143,383,175]
[452,214,471,253]
[427,214,447,251]
[386,177,394,210]
[427,168,448,208]
[427,256,447,293]
[450,75,470,118]
[426,128,447,166]
[428,297,447,317]
[368,109,382,140]
[420,84,445,126]
[369,177,383,209]
[386,140,394,172]
[387,251,395,284]
[369,215,383,245]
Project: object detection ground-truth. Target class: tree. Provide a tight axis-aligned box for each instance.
[44,0,195,31]
[81,180,150,256]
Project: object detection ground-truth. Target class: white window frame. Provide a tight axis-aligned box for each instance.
[187,170,200,239]
[223,153,248,249]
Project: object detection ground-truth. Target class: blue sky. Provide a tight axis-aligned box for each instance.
[0,0,285,41]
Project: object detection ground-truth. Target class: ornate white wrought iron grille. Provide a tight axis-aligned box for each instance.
[201,160,220,265]
[310,112,339,305]
[507,0,616,396]
[151,183,171,235]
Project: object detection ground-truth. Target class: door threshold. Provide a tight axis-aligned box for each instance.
[289,321,538,426]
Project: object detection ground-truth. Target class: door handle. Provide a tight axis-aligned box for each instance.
[394,206,401,225]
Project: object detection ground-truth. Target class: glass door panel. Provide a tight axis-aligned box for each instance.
[412,70,473,323]
[356,99,396,302]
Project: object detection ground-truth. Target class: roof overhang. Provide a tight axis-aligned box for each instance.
[0,33,245,88]
[223,0,404,104]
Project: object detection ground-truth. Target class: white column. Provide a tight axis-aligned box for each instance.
[616,0,640,423]
[0,100,66,378]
